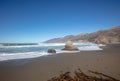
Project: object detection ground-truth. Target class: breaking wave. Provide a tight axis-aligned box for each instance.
[0,43,103,61]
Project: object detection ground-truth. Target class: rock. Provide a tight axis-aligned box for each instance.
[62,41,79,51]
[47,49,56,53]
[95,36,108,44]
[95,35,120,44]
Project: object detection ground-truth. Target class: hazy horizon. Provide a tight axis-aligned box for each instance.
[0,0,120,43]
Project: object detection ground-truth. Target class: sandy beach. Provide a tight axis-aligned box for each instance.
[0,44,120,81]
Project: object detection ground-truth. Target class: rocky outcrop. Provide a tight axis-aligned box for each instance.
[47,49,56,53]
[62,41,79,51]
[95,35,120,44]
[94,26,120,44]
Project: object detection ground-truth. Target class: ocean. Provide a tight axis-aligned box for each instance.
[0,43,102,61]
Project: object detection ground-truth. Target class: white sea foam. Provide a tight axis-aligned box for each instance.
[0,43,102,61]
[0,50,80,61]
[78,45,102,51]
[0,51,51,61]
[38,43,65,46]
[0,43,65,48]
[98,44,106,46]
[0,43,96,48]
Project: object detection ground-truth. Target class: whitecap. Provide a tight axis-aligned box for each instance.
[0,43,102,61]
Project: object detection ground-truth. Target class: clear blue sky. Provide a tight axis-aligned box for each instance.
[0,0,120,43]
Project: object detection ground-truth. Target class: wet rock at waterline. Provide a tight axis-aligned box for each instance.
[62,41,79,51]
[47,49,56,53]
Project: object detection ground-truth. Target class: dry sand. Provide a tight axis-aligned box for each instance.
[0,44,120,81]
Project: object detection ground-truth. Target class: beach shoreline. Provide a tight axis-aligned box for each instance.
[0,44,120,81]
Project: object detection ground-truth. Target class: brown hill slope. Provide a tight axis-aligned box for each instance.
[45,26,120,44]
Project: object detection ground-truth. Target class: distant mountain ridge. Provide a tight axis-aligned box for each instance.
[44,26,120,44]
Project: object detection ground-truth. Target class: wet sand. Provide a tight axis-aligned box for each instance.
[0,44,120,81]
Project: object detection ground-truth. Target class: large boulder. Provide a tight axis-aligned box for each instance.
[47,49,56,53]
[62,41,79,51]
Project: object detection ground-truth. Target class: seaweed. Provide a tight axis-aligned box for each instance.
[48,69,120,81]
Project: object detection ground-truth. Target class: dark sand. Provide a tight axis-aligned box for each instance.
[0,44,120,81]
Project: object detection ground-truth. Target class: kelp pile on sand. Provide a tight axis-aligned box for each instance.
[48,69,120,81]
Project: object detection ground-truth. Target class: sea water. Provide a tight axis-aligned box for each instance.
[0,43,102,61]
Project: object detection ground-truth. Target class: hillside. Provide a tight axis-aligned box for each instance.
[44,26,120,44]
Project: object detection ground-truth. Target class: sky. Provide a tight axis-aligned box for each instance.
[0,0,120,43]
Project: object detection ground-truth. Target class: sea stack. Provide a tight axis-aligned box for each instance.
[62,41,79,51]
